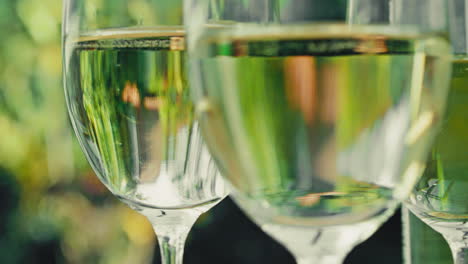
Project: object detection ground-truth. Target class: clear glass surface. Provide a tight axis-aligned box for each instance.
[405,1,468,263]
[402,207,452,264]
[405,56,468,263]
[62,1,228,264]
[187,0,452,263]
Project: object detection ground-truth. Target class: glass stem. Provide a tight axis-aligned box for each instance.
[451,246,468,264]
[156,226,191,264]
[443,233,468,264]
[295,254,345,264]
[264,221,377,264]
[261,207,398,264]
[142,208,201,264]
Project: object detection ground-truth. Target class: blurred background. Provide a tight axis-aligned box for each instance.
[0,0,402,263]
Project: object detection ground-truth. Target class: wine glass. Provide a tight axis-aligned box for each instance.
[62,1,228,263]
[187,0,452,263]
[405,0,468,262]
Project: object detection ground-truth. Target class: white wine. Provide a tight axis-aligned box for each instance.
[407,59,468,230]
[64,28,227,210]
[192,24,451,227]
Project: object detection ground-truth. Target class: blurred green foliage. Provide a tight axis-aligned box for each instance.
[0,1,156,263]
